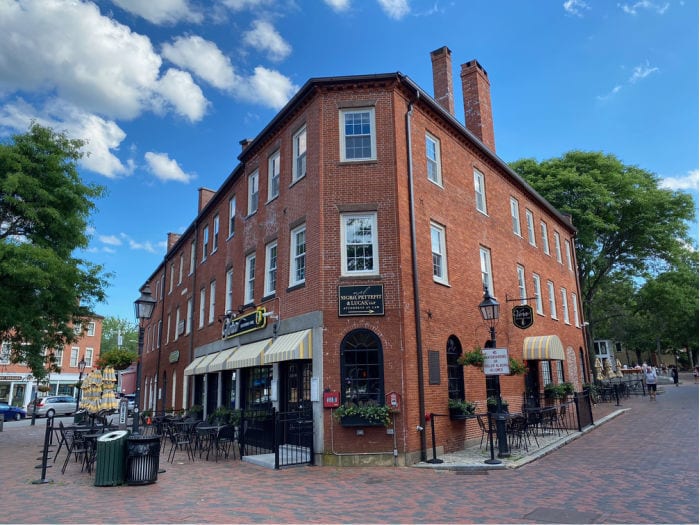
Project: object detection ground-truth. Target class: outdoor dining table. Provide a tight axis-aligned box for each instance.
[194,424,224,460]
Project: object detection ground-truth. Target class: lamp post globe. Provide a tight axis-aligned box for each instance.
[132,285,156,434]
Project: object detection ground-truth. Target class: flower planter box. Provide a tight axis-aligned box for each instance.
[339,415,384,427]
[449,407,475,420]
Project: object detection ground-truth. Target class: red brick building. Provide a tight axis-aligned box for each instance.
[137,47,587,465]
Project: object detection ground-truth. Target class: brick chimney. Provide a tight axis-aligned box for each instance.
[430,46,455,115]
[167,232,181,251]
[460,59,495,152]
[198,187,215,212]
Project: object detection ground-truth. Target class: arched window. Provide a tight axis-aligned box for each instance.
[446,335,465,401]
[340,329,384,405]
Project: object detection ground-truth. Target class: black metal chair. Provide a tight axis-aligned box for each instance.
[59,422,89,474]
[213,425,237,461]
[166,424,195,463]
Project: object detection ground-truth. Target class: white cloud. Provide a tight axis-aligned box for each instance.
[629,62,659,83]
[220,0,274,10]
[112,0,204,25]
[619,1,670,15]
[233,66,299,110]
[243,20,292,62]
[596,85,622,100]
[155,68,209,122]
[145,151,195,183]
[99,235,123,246]
[377,0,410,19]
[324,0,351,11]
[0,0,208,122]
[563,0,590,16]
[660,170,699,192]
[127,238,164,254]
[162,35,236,89]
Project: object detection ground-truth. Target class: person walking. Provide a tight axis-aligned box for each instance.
[671,366,679,387]
[645,366,658,401]
[694,366,699,384]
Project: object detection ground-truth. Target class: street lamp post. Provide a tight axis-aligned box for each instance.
[479,287,510,459]
[133,285,156,434]
[75,357,86,412]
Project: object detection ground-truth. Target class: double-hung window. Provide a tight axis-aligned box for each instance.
[189,240,195,274]
[426,133,442,185]
[264,241,278,297]
[186,298,193,335]
[174,307,180,341]
[517,265,527,304]
[202,225,209,261]
[533,273,543,314]
[228,196,236,238]
[225,268,233,313]
[547,280,557,319]
[169,263,175,294]
[341,213,378,276]
[340,108,376,161]
[84,348,93,367]
[430,222,448,284]
[540,221,550,255]
[560,287,570,324]
[565,239,573,271]
[199,288,205,329]
[479,246,494,294]
[572,292,580,327]
[70,347,79,368]
[554,231,562,263]
[268,150,280,201]
[178,253,183,284]
[244,254,256,304]
[474,169,487,214]
[292,126,307,182]
[248,170,259,215]
[208,281,216,324]
[87,322,96,337]
[510,197,521,236]
[212,214,219,253]
[290,224,306,286]
[525,209,536,246]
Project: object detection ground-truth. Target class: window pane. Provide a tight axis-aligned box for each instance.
[345,217,374,272]
[341,329,383,406]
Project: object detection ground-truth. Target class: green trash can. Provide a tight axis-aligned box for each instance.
[94,430,128,486]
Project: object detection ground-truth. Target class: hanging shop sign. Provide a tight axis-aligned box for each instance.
[338,285,384,316]
[512,304,534,329]
[169,350,180,364]
[482,348,510,375]
[222,308,267,340]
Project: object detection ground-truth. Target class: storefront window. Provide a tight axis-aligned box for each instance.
[341,329,384,405]
[446,336,465,401]
[245,366,272,409]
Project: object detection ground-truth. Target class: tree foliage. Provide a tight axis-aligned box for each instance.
[510,151,697,367]
[97,316,138,370]
[0,124,109,379]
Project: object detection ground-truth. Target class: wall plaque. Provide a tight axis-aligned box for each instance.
[338,285,384,316]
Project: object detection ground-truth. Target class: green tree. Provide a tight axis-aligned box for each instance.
[0,124,109,380]
[98,316,138,370]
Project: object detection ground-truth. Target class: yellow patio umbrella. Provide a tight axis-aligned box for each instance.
[615,358,624,378]
[603,359,614,380]
[594,357,604,381]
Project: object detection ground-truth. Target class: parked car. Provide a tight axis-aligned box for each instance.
[0,402,27,421]
[27,396,77,417]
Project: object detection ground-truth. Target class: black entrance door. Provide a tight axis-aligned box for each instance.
[279,361,312,445]
[525,363,540,408]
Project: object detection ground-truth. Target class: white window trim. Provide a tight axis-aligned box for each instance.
[268,150,280,202]
[245,253,256,304]
[426,133,442,186]
[561,287,570,324]
[533,274,543,315]
[198,288,205,329]
[517,265,527,304]
[572,292,580,327]
[479,246,494,295]
[87,322,96,337]
[225,268,233,313]
[228,196,236,238]
[174,307,180,341]
[202,225,209,262]
[290,224,306,286]
[339,107,377,162]
[340,213,379,277]
[212,214,219,254]
[247,170,259,216]
[554,231,562,263]
[540,221,550,255]
[189,240,195,275]
[526,209,536,246]
[208,280,216,324]
[547,280,557,319]
[430,222,449,284]
[178,254,184,284]
[186,298,193,335]
[565,239,573,271]
[292,126,307,183]
[264,241,278,297]
[474,169,487,215]
[511,198,521,237]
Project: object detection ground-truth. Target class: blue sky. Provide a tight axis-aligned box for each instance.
[0,0,697,322]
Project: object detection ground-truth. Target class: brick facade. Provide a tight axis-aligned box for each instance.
[137,49,586,466]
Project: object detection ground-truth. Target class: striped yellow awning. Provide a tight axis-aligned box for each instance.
[523,335,565,361]
[263,330,313,364]
[225,338,272,369]
[184,353,219,376]
[206,347,238,373]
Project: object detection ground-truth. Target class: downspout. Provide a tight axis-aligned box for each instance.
[154,274,165,415]
[189,221,199,408]
[405,87,427,462]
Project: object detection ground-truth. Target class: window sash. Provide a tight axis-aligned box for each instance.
[340,109,375,161]
[431,223,448,282]
[533,274,543,314]
[561,288,570,324]
[290,226,306,285]
[479,247,494,294]
[202,226,209,261]
[511,198,521,236]
[547,281,557,319]
[245,254,256,304]
[265,242,278,296]
[293,127,307,181]
[341,214,378,276]
[208,281,216,324]
[225,269,233,313]
[474,170,487,213]
[268,151,280,200]
[248,171,259,215]
[554,232,562,263]
[565,239,573,270]
[526,210,536,246]
[426,134,441,184]
[70,347,79,368]
[213,215,220,252]
[572,293,580,327]
[199,288,205,329]
[517,266,527,304]
[228,196,236,237]
[540,222,550,254]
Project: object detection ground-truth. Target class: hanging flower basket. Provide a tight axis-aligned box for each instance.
[37,384,50,393]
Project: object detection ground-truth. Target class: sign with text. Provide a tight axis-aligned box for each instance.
[482,348,510,375]
[222,308,267,340]
[338,285,384,316]
[512,305,534,329]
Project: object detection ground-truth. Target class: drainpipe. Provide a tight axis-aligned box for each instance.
[405,86,427,462]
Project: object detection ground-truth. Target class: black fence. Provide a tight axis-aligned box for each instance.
[239,405,314,469]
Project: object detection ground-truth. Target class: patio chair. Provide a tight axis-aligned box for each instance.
[59,423,89,474]
[166,424,195,463]
[476,414,497,450]
[213,425,237,462]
